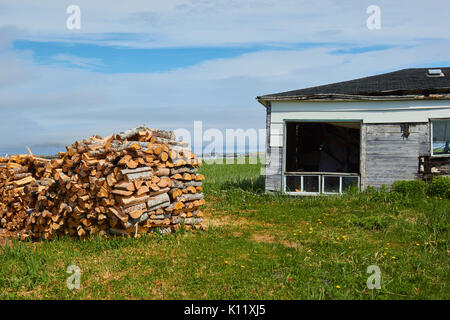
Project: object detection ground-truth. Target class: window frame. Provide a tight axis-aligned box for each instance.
[284,173,360,195]
[322,175,341,194]
[430,118,450,157]
[285,174,321,195]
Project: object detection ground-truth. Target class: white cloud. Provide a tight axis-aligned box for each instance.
[0,0,448,48]
[52,54,103,69]
[0,26,35,88]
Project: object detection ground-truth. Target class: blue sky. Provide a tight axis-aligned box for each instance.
[13,40,258,73]
[0,0,450,154]
[13,40,352,73]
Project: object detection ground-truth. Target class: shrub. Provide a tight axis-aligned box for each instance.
[427,176,450,199]
[391,180,426,197]
[360,185,405,204]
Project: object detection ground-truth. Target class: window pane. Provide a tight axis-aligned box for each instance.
[342,176,359,191]
[432,120,450,155]
[303,176,319,193]
[323,176,340,193]
[286,176,302,192]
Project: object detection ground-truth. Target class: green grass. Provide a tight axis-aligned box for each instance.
[0,157,449,299]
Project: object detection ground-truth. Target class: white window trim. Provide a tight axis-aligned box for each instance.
[322,175,341,195]
[285,174,321,195]
[430,118,450,157]
[284,173,360,195]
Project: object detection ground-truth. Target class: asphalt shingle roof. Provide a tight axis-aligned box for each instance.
[257,67,450,102]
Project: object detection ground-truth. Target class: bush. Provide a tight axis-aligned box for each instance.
[391,180,426,197]
[360,185,406,204]
[427,176,450,199]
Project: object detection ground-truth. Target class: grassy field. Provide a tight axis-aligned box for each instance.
[0,158,449,299]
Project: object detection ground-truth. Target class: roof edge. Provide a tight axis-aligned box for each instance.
[257,92,450,103]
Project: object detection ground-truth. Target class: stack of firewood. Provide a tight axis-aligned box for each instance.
[0,125,206,240]
[0,155,51,237]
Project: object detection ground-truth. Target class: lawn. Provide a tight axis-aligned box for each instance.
[0,157,449,299]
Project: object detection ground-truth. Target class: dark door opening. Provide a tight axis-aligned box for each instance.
[285,122,360,173]
[285,121,361,194]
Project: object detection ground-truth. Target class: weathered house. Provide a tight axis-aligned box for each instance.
[257,67,450,195]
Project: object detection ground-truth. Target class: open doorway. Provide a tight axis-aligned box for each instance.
[284,121,361,194]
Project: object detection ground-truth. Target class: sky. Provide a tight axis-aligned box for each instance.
[0,0,449,155]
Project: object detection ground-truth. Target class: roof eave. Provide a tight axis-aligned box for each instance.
[256,97,271,108]
[257,93,450,103]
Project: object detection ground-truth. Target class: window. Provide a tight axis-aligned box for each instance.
[285,173,359,195]
[323,176,340,193]
[342,176,359,191]
[286,176,302,193]
[431,119,450,156]
[303,176,320,193]
[286,175,320,194]
[321,175,360,194]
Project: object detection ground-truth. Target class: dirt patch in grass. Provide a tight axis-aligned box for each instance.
[204,208,276,232]
[250,233,302,249]
[205,212,251,228]
[251,233,276,243]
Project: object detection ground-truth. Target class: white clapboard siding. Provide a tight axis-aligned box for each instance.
[270,100,450,124]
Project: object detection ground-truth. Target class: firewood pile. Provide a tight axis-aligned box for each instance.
[0,155,49,234]
[0,125,205,240]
